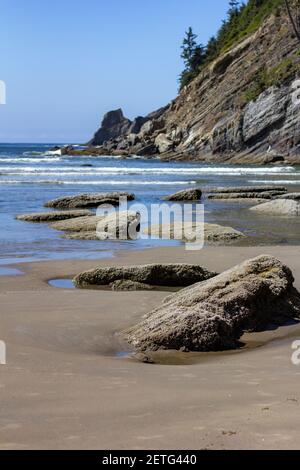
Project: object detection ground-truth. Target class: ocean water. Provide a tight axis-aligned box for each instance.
[0,143,300,265]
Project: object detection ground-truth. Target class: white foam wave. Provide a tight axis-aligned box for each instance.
[0,157,61,163]
[0,166,297,176]
[0,180,196,186]
[248,179,300,185]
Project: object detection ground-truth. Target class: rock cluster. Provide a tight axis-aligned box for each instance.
[124,255,300,352]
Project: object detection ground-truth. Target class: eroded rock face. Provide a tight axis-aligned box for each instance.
[250,199,300,216]
[124,255,300,352]
[16,210,92,222]
[44,192,134,209]
[165,188,202,201]
[74,263,217,289]
[155,134,173,153]
[110,280,155,291]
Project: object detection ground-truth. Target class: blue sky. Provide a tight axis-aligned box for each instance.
[0,0,229,143]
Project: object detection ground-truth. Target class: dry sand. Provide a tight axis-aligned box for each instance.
[1,245,300,450]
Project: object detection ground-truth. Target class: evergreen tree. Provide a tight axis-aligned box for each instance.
[228,0,240,17]
[181,27,198,72]
[179,28,206,89]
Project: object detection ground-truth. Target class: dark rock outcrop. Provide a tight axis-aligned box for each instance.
[165,188,202,201]
[124,255,300,352]
[16,210,92,222]
[74,263,217,289]
[45,192,134,209]
[89,109,132,146]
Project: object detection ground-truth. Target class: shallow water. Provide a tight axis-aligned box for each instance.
[0,143,300,264]
[48,279,75,289]
[0,266,23,276]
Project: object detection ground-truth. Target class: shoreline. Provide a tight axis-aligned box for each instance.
[56,145,300,166]
[1,244,300,449]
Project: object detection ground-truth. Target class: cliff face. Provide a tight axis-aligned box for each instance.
[90,11,300,164]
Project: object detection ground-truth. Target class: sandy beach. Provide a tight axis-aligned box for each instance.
[0,244,300,450]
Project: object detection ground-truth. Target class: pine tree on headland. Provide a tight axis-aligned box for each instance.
[228,0,240,17]
[179,27,205,89]
[180,27,198,71]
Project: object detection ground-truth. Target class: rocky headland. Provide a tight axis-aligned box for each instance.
[60,5,300,164]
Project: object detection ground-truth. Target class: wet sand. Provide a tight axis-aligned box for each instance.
[1,245,300,449]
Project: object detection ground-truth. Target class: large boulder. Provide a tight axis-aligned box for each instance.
[44,192,134,209]
[74,263,217,289]
[51,211,139,239]
[145,222,244,243]
[95,211,140,240]
[16,210,92,223]
[57,211,139,241]
[124,255,300,352]
[155,133,174,153]
[250,199,300,216]
[89,109,132,146]
[128,116,149,134]
[165,188,202,201]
